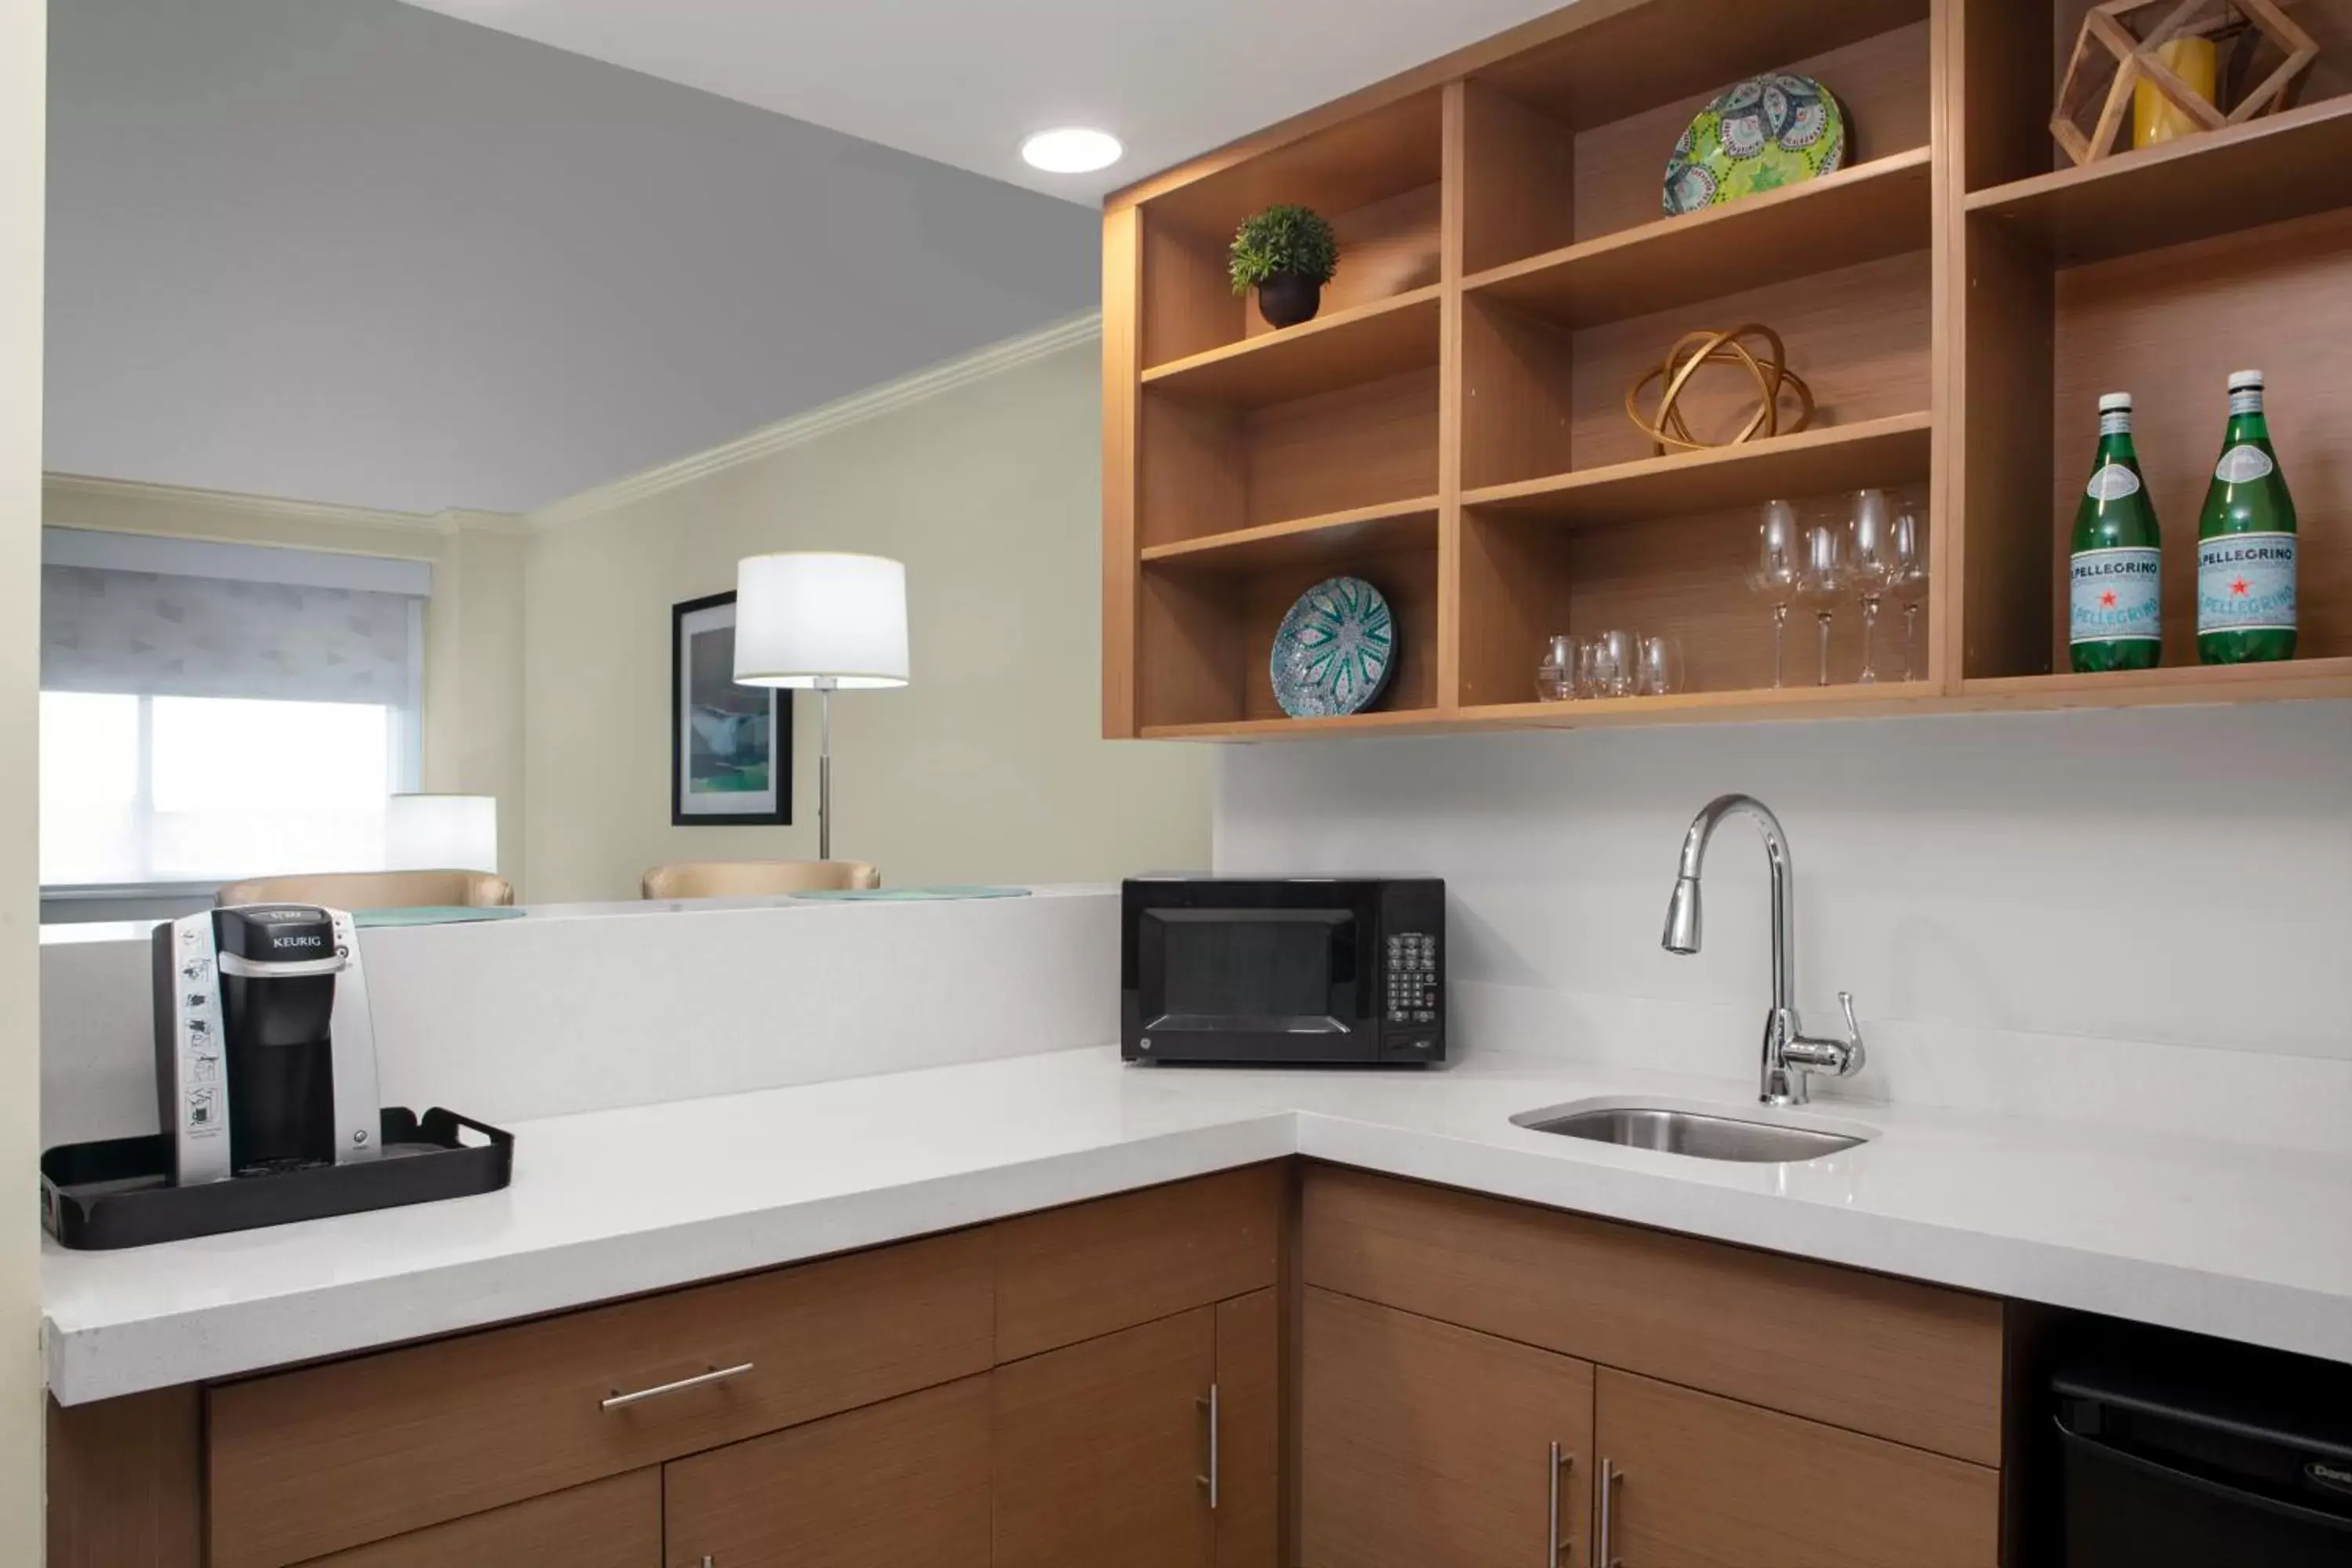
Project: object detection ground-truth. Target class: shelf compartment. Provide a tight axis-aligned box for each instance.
[1461,13,1932,272]
[1141,286,1441,407]
[1462,246,1932,491]
[1137,519,1440,731]
[1140,361,1439,549]
[1465,412,1933,528]
[1467,148,1933,330]
[1460,471,1933,709]
[1961,201,2352,681]
[1472,0,1924,143]
[1966,96,2352,268]
[1139,498,1440,570]
[1138,89,1443,368]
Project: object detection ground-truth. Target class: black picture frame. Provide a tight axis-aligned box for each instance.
[670,590,793,827]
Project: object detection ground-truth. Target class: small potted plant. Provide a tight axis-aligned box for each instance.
[1229,204,1340,329]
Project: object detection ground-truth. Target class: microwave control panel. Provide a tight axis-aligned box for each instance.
[1378,879,1446,1064]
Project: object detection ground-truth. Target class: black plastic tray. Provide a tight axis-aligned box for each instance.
[42,1107,514,1250]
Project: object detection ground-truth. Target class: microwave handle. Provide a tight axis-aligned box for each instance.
[2051,1414,2352,1535]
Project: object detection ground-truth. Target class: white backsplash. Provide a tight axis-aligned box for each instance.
[41,887,1121,1145]
[1215,702,2352,1150]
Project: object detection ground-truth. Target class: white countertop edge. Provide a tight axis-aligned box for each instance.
[45,1115,1297,1406]
[45,1047,2352,1405]
[1294,1112,2352,1366]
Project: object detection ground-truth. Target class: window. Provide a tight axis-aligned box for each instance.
[38,528,429,890]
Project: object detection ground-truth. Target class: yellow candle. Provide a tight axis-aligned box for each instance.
[2135,35,2219,147]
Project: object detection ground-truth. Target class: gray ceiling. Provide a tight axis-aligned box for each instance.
[45,0,1102,515]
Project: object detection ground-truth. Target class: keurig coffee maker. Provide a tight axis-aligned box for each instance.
[43,903,512,1249]
[152,905,383,1185]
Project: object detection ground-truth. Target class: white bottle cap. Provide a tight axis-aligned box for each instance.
[2228,369,2263,389]
[2098,392,2132,412]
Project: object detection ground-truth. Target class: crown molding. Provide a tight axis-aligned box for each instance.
[528,310,1105,532]
[42,473,528,537]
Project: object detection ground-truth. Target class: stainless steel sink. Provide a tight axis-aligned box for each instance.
[1512,1104,1866,1163]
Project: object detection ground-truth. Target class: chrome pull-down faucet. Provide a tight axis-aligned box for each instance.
[1661,793,1864,1106]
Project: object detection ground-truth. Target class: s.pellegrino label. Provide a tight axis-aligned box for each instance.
[2070,395,2163,672]
[2197,372,2297,663]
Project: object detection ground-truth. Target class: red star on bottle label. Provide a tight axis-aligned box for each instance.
[2099,590,2117,608]
[2232,578,2251,597]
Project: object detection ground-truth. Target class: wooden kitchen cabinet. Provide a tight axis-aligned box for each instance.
[1592,1368,1998,1568]
[663,1376,991,1568]
[295,1471,660,1567]
[1301,1287,1594,1568]
[994,1287,1279,1568]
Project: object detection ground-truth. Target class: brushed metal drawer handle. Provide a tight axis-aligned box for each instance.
[600,1361,754,1411]
[1195,1384,1220,1509]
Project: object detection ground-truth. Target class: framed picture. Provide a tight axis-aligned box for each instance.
[672,591,793,826]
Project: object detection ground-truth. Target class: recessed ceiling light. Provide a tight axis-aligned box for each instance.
[1021,127,1123,175]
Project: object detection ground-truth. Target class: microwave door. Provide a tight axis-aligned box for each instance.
[1136,907,1370,1060]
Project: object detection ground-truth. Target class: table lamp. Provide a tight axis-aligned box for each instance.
[731,552,909,860]
[385,793,498,873]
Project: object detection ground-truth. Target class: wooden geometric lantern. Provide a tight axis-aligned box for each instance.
[2053,0,2319,165]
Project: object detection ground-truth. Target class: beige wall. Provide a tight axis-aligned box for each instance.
[4,0,43,1551]
[523,332,1210,899]
[39,477,531,891]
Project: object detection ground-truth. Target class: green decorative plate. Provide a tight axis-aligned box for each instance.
[1663,72,1848,216]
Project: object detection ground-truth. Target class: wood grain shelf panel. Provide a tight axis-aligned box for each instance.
[1467,147,1935,328]
[1138,708,1450,741]
[1465,681,1942,728]
[1956,658,2352,709]
[1965,95,2352,267]
[1141,287,1442,406]
[1139,498,1440,569]
[1464,411,1932,528]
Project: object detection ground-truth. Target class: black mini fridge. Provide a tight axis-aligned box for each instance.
[2053,1323,2352,1565]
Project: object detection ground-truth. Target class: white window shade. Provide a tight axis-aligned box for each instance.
[41,564,420,706]
[38,528,433,891]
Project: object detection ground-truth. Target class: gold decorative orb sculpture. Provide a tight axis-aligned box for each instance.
[1624,324,1814,456]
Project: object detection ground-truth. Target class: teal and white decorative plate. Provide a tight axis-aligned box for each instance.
[1663,72,1847,216]
[1270,576,1395,720]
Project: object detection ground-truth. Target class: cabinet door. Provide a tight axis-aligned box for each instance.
[993,1308,1216,1568]
[298,1470,659,1566]
[663,1376,989,1568]
[1214,1288,1281,1568]
[1592,1369,1998,1568]
[1302,1287,1594,1568]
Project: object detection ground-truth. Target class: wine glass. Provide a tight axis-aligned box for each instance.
[1848,489,1896,684]
[1795,524,1847,686]
[1746,499,1801,688]
[1886,507,1929,681]
[1536,633,1577,702]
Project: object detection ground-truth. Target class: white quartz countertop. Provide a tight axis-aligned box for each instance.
[43,1046,2352,1404]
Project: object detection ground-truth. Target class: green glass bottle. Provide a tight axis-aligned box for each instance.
[2069,392,2163,673]
[2197,370,2298,664]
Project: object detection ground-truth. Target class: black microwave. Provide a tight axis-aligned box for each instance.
[1121,877,1445,1067]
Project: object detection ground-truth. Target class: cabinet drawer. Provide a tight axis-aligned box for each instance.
[994,1163,1283,1361]
[1302,1166,2002,1464]
[292,1471,660,1568]
[665,1376,991,1568]
[209,1228,993,1568]
[1596,1369,1998,1567]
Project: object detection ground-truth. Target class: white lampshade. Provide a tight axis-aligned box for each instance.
[733,552,909,689]
[385,793,498,873]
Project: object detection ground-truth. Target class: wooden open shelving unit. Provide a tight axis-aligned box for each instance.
[1102,0,2352,739]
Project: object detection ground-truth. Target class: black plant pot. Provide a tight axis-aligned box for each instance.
[1256,271,1323,329]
